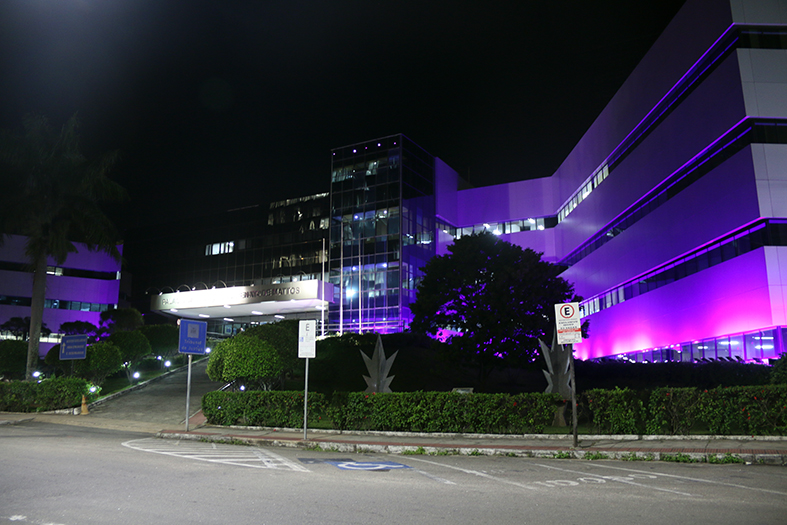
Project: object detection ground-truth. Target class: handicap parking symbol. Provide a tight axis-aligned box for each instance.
[327,461,411,471]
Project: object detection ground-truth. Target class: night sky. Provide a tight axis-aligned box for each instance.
[0,0,686,230]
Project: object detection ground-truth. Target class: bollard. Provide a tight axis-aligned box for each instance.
[80,395,89,415]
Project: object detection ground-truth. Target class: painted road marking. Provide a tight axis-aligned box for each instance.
[122,438,309,472]
[327,460,411,471]
[588,463,787,497]
[533,463,691,496]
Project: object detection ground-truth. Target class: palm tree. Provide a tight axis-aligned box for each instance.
[0,114,127,380]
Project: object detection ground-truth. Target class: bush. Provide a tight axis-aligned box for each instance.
[0,340,28,380]
[771,353,787,384]
[585,387,644,434]
[73,341,123,386]
[206,390,562,433]
[34,377,95,410]
[202,390,327,427]
[646,387,703,435]
[0,377,95,412]
[0,381,37,411]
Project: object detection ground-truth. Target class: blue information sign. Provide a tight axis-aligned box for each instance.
[178,319,207,355]
[60,335,88,360]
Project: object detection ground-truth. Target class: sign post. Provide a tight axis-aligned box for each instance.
[298,320,316,440]
[178,319,207,432]
[555,303,581,448]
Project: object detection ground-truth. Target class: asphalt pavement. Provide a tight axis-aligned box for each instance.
[3,359,787,465]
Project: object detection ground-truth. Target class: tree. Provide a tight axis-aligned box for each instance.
[99,308,144,337]
[0,114,127,380]
[208,335,284,391]
[59,321,98,337]
[73,341,123,387]
[409,232,580,390]
[107,330,152,382]
[139,324,179,359]
[0,317,51,341]
[239,320,299,386]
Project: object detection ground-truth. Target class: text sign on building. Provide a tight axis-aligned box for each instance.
[298,320,316,358]
[178,319,207,355]
[555,302,582,345]
[60,334,88,360]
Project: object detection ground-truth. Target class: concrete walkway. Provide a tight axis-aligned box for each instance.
[3,362,786,465]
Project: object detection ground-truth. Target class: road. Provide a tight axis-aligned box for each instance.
[2,421,787,525]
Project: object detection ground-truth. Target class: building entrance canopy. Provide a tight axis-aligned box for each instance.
[150,280,334,322]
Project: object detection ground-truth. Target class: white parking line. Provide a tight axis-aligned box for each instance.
[587,463,787,497]
[405,457,538,490]
[122,438,309,472]
[533,463,693,496]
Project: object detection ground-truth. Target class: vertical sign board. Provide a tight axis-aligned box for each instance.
[555,302,582,345]
[299,320,316,440]
[177,319,207,433]
[298,320,316,358]
[60,335,88,360]
[555,302,581,447]
[179,319,207,355]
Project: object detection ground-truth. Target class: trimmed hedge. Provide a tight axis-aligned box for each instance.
[202,391,327,427]
[585,385,787,435]
[0,377,95,412]
[327,391,562,434]
[204,390,562,433]
[204,386,787,436]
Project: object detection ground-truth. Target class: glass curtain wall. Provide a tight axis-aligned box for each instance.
[328,135,436,334]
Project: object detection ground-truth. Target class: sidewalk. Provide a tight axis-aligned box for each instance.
[3,410,786,464]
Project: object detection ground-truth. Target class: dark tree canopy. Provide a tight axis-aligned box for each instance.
[100,308,144,335]
[59,321,98,336]
[409,232,579,389]
[0,114,127,380]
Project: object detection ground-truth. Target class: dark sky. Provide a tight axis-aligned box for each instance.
[0,0,686,230]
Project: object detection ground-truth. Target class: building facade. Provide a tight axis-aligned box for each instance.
[434,0,787,363]
[131,196,332,336]
[0,234,123,357]
[327,135,446,333]
[134,0,787,362]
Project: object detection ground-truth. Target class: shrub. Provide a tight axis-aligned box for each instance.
[35,377,95,409]
[646,387,703,435]
[0,340,28,380]
[771,353,787,385]
[0,381,37,411]
[0,377,95,412]
[202,390,327,427]
[585,387,643,434]
[73,341,123,386]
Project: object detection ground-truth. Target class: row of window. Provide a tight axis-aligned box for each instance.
[0,294,112,312]
[556,23,751,229]
[608,327,784,364]
[0,260,119,280]
[562,118,787,267]
[582,219,787,316]
[437,217,553,240]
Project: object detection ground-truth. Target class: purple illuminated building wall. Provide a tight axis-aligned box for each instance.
[434,0,787,362]
[0,234,122,358]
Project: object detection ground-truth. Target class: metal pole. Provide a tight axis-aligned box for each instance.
[185,354,193,432]
[321,238,325,337]
[303,357,310,440]
[568,344,578,448]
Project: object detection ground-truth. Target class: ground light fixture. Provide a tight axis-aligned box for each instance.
[133,372,140,380]
[164,360,171,368]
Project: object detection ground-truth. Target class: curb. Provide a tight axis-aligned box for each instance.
[156,429,787,466]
